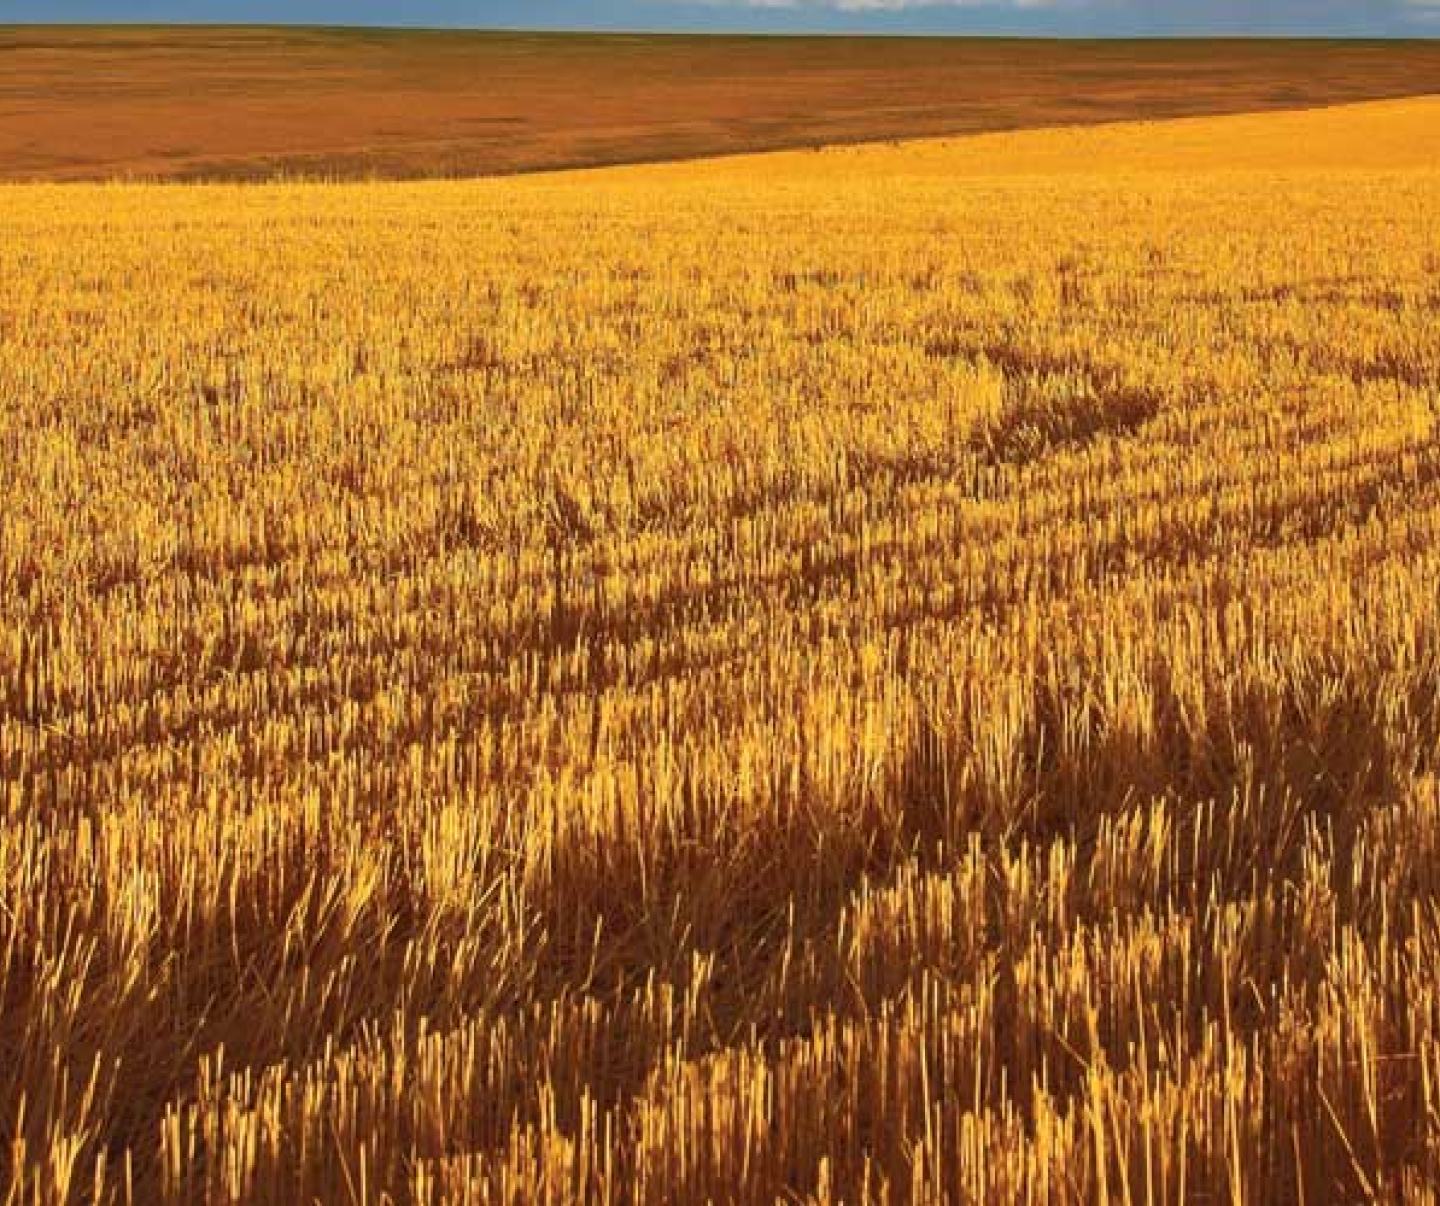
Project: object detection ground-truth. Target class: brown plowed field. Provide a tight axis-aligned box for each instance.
[4,28,1440,180]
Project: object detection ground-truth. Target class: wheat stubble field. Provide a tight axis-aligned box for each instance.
[4,90,1440,1202]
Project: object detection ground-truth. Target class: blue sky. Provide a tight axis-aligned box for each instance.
[8,0,1440,35]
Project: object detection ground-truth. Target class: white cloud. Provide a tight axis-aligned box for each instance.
[648,0,1440,32]
[726,0,1067,6]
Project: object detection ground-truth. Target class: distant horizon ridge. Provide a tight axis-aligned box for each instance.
[9,25,1440,40]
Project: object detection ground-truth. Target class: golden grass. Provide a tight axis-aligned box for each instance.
[3,96,1440,1202]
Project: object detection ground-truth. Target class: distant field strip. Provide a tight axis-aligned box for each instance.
[6,30,1440,181]
[3,98,1440,1202]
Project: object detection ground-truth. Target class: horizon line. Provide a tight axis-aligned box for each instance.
[6,22,1439,41]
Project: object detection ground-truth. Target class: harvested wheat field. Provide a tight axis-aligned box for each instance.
[3,96,1440,1202]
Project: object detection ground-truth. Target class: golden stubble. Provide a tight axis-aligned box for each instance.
[2,98,1440,1202]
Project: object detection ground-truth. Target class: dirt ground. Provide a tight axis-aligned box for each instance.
[4,29,1440,181]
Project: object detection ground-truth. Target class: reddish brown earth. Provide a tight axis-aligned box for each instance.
[3,28,1439,181]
